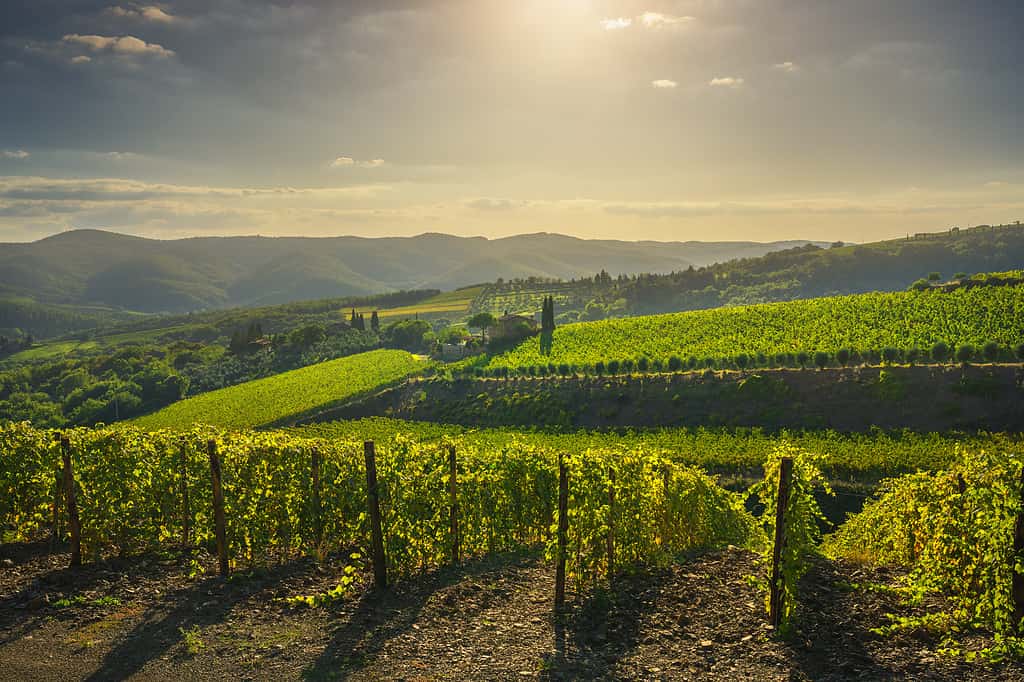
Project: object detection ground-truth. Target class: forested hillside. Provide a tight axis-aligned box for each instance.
[0,230,821,313]
[532,223,1024,321]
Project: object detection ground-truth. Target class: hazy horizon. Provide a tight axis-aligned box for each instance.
[2,1,1023,244]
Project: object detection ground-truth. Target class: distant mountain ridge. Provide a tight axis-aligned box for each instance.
[0,230,827,313]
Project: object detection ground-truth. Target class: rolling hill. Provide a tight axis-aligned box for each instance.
[132,349,426,429]
[0,230,825,313]
[485,282,1024,372]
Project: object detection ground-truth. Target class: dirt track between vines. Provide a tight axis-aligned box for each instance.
[1,542,1021,681]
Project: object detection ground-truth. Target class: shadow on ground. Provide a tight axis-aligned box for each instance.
[303,551,539,681]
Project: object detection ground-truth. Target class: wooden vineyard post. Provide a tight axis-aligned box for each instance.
[606,466,615,580]
[364,441,388,589]
[1014,465,1024,632]
[768,457,794,629]
[60,435,81,567]
[448,445,460,565]
[311,447,323,548]
[51,466,62,549]
[179,438,191,548]
[207,440,229,577]
[554,452,569,610]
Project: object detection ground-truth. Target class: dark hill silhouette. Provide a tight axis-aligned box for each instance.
[0,230,825,313]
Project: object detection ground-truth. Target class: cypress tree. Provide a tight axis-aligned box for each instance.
[350,309,358,326]
[370,310,380,332]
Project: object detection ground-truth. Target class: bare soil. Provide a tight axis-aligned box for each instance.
[1,541,1021,681]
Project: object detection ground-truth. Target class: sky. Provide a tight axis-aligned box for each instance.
[1,0,1023,244]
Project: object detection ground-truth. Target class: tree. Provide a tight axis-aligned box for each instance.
[813,351,831,370]
[384,319,431,351]
[370,311,380,333]
[468,312,496,341]
[931,341,951,364]
[881,347,900,365]
[928,271,941,281]
[956,344,975,365]
[541,296,556,333]
[350,309,358,326]
[982,341,1000,363]
[836,348,851,367]
[1016,343,1024,362]
[667,355,682,372]
[735,353,750,370]
[796,351,810,368]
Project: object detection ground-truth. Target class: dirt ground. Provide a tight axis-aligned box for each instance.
[1,541,1022,681]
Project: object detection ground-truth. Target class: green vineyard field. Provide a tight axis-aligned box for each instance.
[132,350,427,430]
[485,285,1024,371]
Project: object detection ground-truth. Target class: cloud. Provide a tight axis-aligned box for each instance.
[104,151,139,160]
[600,17,632,30]
[2,150,30,159]
[465,198,529,211]
[639,12,694,29]
[651,79,678,89]
[107,6,179,24]
[0,176,392,202]
[331,157,386,169]
[709,76,744,88]
[63,34,175,58]
[70,55,93,65]
[773,61,798,72]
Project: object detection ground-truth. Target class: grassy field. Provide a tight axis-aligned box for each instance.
[352,286,484,321]
[486,285,1024,371]
[133,349,428,429]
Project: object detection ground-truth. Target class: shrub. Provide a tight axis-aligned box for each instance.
[955,344,975,365]
[607,359,620,374]
[931,341,950,363]
[982,341,1000,363]
[594,361,605,375]
[835,348,851,367]
[735,353,750,370]
[796,351,810,368]
[881,347,901,365]
[637,356,650,372]
[813,351,831,370]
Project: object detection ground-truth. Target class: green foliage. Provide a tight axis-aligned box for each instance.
[179,625,205,655]
[133,350,426,429]
[824,446,1024,648]
[1,423,758,585]
[957,344,976,365]
[550,449,761,589]
[468,313,497,336]
[382,319,431,351]
[485,286,1024,373]
[751,443,832,632]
